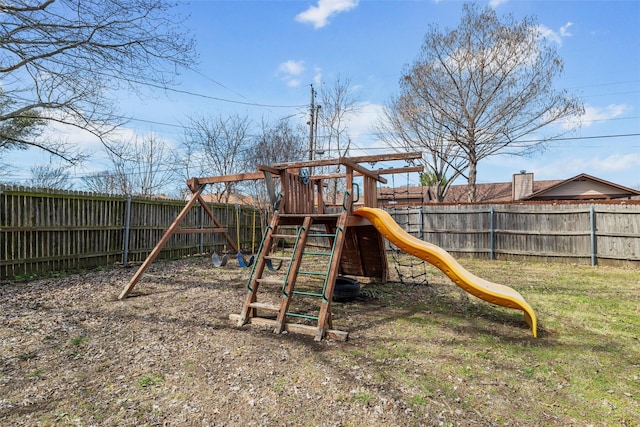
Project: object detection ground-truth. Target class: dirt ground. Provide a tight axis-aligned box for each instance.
[2,255,606,426]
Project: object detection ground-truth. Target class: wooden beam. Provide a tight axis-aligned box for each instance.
[172,228,227,234]
[337,151,422,164]
[310,165,423,181]
[257,164,281,175]
[372,166,424,176]
[193,171,265,185]
[339,157,387,184]
[272,151,422,169]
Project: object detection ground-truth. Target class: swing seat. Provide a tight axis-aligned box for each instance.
[237,252,255,268]
[212,252,229,268]
[265,259,283,272]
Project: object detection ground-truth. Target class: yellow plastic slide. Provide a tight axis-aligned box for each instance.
[354,207,537,338]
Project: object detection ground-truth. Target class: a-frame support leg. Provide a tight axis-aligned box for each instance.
[119,182,205,300]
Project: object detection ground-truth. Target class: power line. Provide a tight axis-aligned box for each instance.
[90,68,307,109]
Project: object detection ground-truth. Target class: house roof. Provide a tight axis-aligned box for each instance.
[441,180,565,203]
[377,173,640,204]
[523,173,640,201]
[377,179,563,203]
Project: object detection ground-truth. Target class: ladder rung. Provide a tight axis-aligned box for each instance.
[298,271,327,276]
[293,290,324,298]
[303,251,331,256]
[271,234,294,239]
[308,233,337,238]
[256,278,284,286]
[286,312,319,320]
[249,302,281,311]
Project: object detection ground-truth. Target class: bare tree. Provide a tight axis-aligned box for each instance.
[0,0,196,163]
[81,171,125,195]
[381,3,583,202]
[180,114,253,203]
[30,164,73,190]
[81,133,176,196]
[318,75,360,158]
[376,98,466,202]
[125,134,176,196]
[249,118,309,168]
[317,75,361,203]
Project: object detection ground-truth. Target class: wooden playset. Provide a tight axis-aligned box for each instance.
[118,152,424,341]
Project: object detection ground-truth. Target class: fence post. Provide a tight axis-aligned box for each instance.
[489,206,495,260]
[418,206,424,240]
[122,195,132,266]
[199,204,204,255]
[590,205,597,266]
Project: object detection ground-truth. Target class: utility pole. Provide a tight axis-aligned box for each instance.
[308,84,316,161]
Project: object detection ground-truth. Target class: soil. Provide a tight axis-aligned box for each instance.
[1,256,523,426]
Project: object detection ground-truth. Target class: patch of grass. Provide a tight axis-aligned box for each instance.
[70,336,88,346]
[340,257,640,424]
[352,391,374,405]
[26,369,45,378]
[18,351,37,361]
[138,373,164,388]
[273,377,286,392]
[408,395,428,405]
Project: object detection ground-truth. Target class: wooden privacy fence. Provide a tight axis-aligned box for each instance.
[387,203,640,267]
[2,186,639,279]
[0,185,261,280]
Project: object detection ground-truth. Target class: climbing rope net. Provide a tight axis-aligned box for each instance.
[385,173,430,287]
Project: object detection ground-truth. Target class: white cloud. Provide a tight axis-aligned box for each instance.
[348,102,384,141]
[278,59,305,76]
[295,0,359,29]
[277,60,305,87]
[313,67,323,86]
[573,104,631,128]
[535,153,640,178]
[3,120,145,182]
[488,0,509,8]
[536,22,573,46]
[323,102,390,155]
[560,22,573,37]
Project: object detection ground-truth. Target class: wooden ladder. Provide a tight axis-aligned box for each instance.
[233,211,350,341]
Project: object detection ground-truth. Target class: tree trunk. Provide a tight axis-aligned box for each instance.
[467,161,477,203]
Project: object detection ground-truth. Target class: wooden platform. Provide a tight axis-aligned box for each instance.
[278,213,388,281]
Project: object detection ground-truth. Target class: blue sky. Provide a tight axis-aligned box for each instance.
[6,0,640,190]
